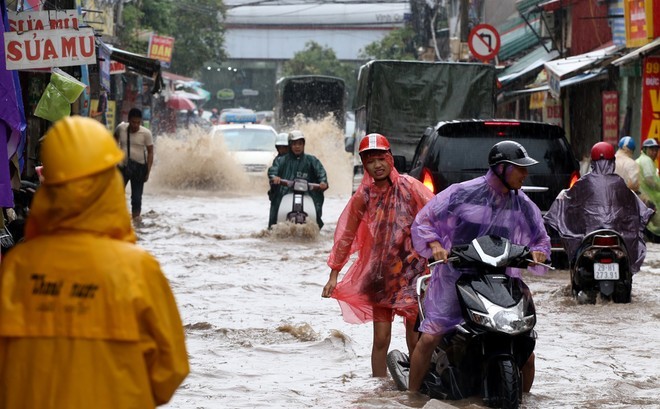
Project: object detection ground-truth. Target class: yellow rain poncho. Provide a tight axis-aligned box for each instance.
[0,116,189,408]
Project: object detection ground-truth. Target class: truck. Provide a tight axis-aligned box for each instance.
[273,75,347,132]
[346,60,497,191]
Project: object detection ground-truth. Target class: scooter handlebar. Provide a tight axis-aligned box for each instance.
[276,179,322,190]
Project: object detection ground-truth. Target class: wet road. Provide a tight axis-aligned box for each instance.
[134,186,660,409]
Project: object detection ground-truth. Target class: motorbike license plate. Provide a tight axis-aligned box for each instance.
[594,263,619,280]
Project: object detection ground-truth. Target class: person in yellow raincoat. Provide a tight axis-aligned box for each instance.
[0,116,189,408]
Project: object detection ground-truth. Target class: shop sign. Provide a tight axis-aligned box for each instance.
[624,0,660,47]
[217,88,235,100]
[7,9,79,32]
[547,69,561,100]
[544,96,562,127]
[110,60,126,75]
[641,56,660,141]
[529,91,545,110]
[601,91,619,145]
[148,34,175,64]
[4,27,96,70]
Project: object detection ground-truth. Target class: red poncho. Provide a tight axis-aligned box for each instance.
[327,155,434,323]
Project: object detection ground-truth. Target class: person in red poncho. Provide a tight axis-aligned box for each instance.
[322,133,434,377]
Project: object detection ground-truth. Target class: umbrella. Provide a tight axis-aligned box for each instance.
[166,94,196,111]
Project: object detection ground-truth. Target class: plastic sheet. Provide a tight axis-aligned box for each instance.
[327,154,434,324]
[34,68,86,122]
[411,169,551,335]
[544,159,652,273]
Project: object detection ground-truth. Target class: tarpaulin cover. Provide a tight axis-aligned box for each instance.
[327,153,433,324]
[411,169,550,335]
[544,159,652,273]
[355,60,496,164]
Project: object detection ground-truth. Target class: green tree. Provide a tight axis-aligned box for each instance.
[116,0,226,78]
[359,26,417,60]
[283,41,360,106]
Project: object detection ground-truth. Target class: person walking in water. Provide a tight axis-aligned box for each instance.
[115,108,154,224]
[322,133,433,377]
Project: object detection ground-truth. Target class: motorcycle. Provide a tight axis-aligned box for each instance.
[387,235,553,409]
[570,229,632,304]
[275,178,320,225]
[2,179,38,255]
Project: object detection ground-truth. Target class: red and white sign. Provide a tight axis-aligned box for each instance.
[468,24,501,62]
[4,27,96,70]
[602,91,619,145]
[148,34,174,64]
[110,60,126,74]
[7,9,79,32]
[642,56,660,142]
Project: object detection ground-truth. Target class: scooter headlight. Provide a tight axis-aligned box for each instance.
[468,296,535,335]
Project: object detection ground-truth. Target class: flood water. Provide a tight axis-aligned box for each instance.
[135,122,660,409]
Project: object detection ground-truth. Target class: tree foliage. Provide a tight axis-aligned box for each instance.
[282,41,360,104]
[359,26,417,60]
[116,0,226,77]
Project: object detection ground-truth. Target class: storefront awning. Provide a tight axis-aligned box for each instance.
[611,37,660,66]
[97,40,163,92]
[544,44,621,79]
[502,70,608,98]
[498,42,559,86]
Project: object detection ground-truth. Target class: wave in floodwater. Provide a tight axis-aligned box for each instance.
[149,116,353,196]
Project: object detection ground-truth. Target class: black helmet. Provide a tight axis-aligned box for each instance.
[488,141,538,167]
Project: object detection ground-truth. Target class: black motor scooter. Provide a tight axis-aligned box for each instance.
[570,229,632,304]
[387,235,553,409]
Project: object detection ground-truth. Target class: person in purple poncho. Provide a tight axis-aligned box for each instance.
[407,140,551,394]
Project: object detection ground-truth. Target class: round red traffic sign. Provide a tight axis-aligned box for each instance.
[468,24,501,62]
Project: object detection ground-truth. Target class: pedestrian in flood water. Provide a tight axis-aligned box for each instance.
[0,116,189,408]
[322,133,434,377]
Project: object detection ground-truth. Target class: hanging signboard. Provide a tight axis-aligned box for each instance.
[4,27,96,70]
[110,60,126,74]
[624,0,660,47]
[7,9,79,31]
[601,91,619,145]
[148,34,175,64]
[641,56,660,142]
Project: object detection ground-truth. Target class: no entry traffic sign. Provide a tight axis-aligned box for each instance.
[468,24,501,62]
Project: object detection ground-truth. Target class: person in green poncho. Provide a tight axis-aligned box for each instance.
[636,138,660,234]
[268,130,329,229]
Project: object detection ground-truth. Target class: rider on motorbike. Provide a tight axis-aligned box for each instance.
[268,130,328,228]
[408,141,551,394]
[636,138,660,235]
[614,136,640,192]
[544,142,652,273]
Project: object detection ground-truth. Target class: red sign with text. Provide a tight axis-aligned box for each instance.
[642,56,660,143]
[148,34,174,64]
[602,91,619,145]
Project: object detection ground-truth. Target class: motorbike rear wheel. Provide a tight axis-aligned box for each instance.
[486,358,520,409]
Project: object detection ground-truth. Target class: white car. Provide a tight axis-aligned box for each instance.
[210,123,278,174]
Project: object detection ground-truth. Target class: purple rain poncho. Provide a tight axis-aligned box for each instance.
[544,159,652,273]
[411,169,551,336]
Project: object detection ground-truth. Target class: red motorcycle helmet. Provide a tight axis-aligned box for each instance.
[359,133,391,154]
[591,142,615,161]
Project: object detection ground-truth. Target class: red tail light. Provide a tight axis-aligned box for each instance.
[598,258,613,263]
[421,168,435,193]
[484,121,520,126]
[569,170,580,188]
[593,235,618,246]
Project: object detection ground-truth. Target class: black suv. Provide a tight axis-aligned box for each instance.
[408,119,580,265]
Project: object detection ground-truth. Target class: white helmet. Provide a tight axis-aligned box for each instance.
[288,130,305,143]
[275,133,288,146]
